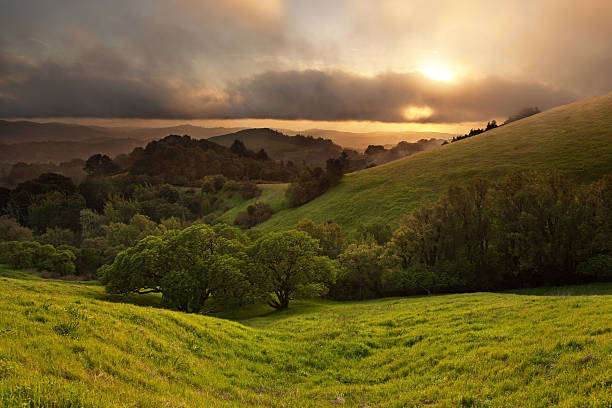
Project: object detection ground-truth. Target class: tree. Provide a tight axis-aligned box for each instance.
[357,217,393,245]
[84,154,119,176]
[234,202,274,229]
[100,224,254,313]
[36,227,78,247]
[104,214,165,249]
[334,236,385,299]
[27,191,86,233]
[249,230,336,309]
[296,218,345,258]
[0,216,33,241]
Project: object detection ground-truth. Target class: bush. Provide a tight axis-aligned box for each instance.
[201,174,227,193]
[234,203,274,229]
[577,255,612,281]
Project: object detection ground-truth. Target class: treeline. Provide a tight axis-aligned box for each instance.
[335,171,612,299]
[451,120,498,143]
[97,170,611,313]
[451,107,541,143]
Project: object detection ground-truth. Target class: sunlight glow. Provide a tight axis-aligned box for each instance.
[403,106,434,121]
[418,67,454,82]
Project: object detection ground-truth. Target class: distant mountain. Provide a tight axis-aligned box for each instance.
[209,128,343,165]
[283,129,454,150]
[0,120,244,144]
[0,120,112,144]
[0,120,245,163]
[0,138,143,164]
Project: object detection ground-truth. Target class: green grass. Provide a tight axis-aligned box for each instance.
[216,183,289,224]
[1,266,612,407]
[258,92,612,235]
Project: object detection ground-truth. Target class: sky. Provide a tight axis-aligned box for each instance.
[1,0,611,132]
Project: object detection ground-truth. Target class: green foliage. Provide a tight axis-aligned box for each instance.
[129,135,296,184]
[83,154,119,176]
[100,224,255,313]
[200,174,227,193]
[285,164,343,207]
[27,191,86,233]
[103,194,141,223]
[296,218,345,258]
[379,171,612,296]
[0,241,76,276]
[234,202,274,229]
[0,216,32,241]
[249,230,336,309]
[104,214,165,249]
[333,236,384,300]
[36,227,78,247]
[578,255,612,280]
[79,208,105,238]
[356,216,393,245]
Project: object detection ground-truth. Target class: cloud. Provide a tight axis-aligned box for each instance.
[0,0,608,122]
[0,54,576,122]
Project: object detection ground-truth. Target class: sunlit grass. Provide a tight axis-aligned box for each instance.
[1,266,611,407]
[258,92,612,236]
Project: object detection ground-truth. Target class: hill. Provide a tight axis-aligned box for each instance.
[0,138,143,164]
[258,92,612,235]
[0,120,244,164]
[286,129,454,150]
[1,267,611,407]
[128,134,297,184]
[0,120,243,145]
[210,128,343,166]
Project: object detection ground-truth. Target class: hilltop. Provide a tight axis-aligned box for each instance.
[284,129,454,150]
[0,121,244,164]
[210,128,343,166]
[258,92,612,234]
[1,268,611,407]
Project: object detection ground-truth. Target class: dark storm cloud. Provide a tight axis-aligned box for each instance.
[0,0,608,122]
[219,70,576,123]
[0,54,575,122]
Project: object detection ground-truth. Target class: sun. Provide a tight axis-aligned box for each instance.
[418,67,454,82]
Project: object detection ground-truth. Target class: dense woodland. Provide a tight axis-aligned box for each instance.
[2,160,609,312]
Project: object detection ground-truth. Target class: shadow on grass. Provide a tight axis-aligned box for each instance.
[91,291,163,308]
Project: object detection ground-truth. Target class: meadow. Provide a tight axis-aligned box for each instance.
[257,92,612,235]
[1,267,611,407]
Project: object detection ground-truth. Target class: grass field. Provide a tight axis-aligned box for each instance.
[257,92,612,235]
[1,267,611,407]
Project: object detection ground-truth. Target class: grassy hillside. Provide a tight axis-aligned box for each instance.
[1,267,611,407]
[259,92,612,235]
[216,183,289,225]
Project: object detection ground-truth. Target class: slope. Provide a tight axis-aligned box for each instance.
[258,92,612,235]
[1,268,611,407]
[288,128,454,150]
[210,128,343,165]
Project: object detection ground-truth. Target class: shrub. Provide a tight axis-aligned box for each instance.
[234,203,274,229]
[577,255,612,281]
